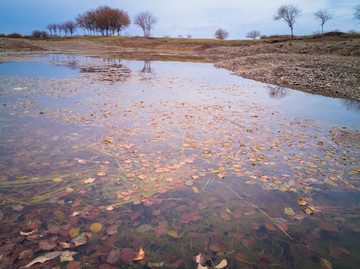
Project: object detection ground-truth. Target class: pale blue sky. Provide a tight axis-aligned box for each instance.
[0,0,358,38]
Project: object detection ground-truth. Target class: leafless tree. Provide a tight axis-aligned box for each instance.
[46,24,53,36]
[246,30,261,40]
[274,4,301,37]
[63,21,77,36]
[314,9,333,34]
[355,5,360,22]
[134,11,158,37]
[215,28,229,39]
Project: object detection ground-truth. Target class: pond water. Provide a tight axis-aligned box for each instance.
[0,54,359,268]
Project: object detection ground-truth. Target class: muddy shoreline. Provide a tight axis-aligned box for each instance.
[1,36,359,101]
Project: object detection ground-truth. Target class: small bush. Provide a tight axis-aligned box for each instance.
[0,33,5,37]
[32,30,48,38]
[7,33,22,38]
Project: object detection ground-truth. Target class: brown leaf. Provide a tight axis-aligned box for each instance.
[39,240,57,250]
[120,248,136,264]
[107,249,121,264]
[210,236,226,252]
[329,247,350,259]
[219,210,231,221]
[25,251,63,267]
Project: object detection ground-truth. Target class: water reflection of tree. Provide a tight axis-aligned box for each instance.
[341,99,360,111]
[267,85,289,99]
[141,61,152,73]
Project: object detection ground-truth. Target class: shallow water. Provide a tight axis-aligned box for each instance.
[0,54,359,268]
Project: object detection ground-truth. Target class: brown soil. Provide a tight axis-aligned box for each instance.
[1,35,359,101]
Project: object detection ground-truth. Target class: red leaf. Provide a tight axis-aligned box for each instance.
[209,236,226,252]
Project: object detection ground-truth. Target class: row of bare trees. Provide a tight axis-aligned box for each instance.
[45,6,158,37]
[46,21,77,37]
[216,4,360,40]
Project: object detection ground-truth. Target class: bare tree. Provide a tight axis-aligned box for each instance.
[46,24,53,36]
[314,9,333,34]
[274,4,301,37]
[215,28,229,39]
[63,21,77,36]
[355,5,360,22]
[246,30,261,40]
[134,11,158,37]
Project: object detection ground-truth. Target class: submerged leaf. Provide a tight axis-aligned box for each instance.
[90,222,102,233]
[133,247,145,261]
[215,259,228,268]
[284,207,295,216]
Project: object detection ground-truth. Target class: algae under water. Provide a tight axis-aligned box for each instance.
[0,54,359,268]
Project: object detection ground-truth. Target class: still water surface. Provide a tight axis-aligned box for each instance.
[0,54,359,268]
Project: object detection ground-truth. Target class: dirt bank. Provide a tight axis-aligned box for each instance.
[201,39,360,101]
[1,35,359,101]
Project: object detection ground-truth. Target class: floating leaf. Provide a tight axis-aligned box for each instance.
[90,222,102,233]
[53,177,62,182]
[97,171,106,176]
[298,199,307,206]
[192,186,199,193]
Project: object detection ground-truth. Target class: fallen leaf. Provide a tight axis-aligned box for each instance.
[53,177,62,182]
[59,251,78,262]
[192,186,199,193]
[329,247,350,259]
[39,240,57,250]
[97,171,106,176]
[298,199,307,206]
[168,231,178,237]
[25,251,63,267]
[90,222,102,233]
[84,177,96,183]
[215,259,228,268]
[69,227,80,238]
[302,207,314,215]
[284,207,295,216]
[320,258,333,269]
[107,249,121,264]
[133,247,145,261]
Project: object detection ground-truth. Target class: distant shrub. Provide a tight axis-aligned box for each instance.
[32,30,48,38]
[348,29,359,34]
[0,33,5,37]
[7,33,22,38]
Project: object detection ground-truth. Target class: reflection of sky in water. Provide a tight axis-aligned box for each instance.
[125,60,360,129]
[0,55,359,129]
[0,60,77,78]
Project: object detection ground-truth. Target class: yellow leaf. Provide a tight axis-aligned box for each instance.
[167,231,178,237]
[133,247,145,261]
[273,179,282,184]
[302,207,314,215]
[298,199,307,206]
[192,187,199,193]
[53,177,62,182]
[279,186,288,192]
[211,170,221,174]
[69,228,80,238]
[284,207,295,216]
[97,171,106,176]
[90,223,102,233]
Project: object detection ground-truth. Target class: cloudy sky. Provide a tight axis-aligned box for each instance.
[0,0,359,39]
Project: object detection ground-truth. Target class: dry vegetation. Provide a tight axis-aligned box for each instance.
[1,32,359,100]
